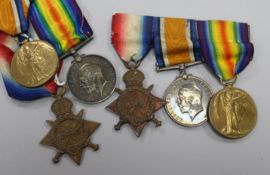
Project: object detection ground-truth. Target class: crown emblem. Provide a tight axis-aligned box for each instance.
[123,69,145,86]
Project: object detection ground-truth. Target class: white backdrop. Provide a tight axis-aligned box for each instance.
[0,0,269,175]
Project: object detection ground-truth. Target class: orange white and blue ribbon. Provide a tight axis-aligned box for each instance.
[0,0,30,36]
[153,17,201,68]
[197,20,254,80]
[0,32,58,101]
[29,0,93,56]
[112,13,153,63]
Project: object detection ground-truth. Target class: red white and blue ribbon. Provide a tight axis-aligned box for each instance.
[0,32,58,101]
[112,13,153,63]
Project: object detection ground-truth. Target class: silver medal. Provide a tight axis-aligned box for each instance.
[67,54,116,103]
[164,74,212,126]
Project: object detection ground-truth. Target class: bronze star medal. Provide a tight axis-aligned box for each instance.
[40,88,100,165]
[106,68,166,137]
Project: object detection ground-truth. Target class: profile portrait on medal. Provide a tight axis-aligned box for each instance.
[176,83,203,120]
[79,63,108,97]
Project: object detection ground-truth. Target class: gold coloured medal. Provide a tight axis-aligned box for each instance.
[10,40,59,87]
[209,85,257,139]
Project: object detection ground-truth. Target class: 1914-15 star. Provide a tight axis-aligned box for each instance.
[106,68,166,137]
[40,91,100,165]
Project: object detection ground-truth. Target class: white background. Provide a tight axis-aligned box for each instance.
[0,0,269,174]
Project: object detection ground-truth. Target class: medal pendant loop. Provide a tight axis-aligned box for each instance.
[220,76,237,87]
[54,74,66,87]
[178,64,188,80]
[70,48,83,63]
[123,59,142,70]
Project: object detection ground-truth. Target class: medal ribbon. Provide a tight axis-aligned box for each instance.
[0,31,58,100]
[0,1,59,100]
[197,20,254,80]
[0,0,30,36]
[153,17,201,68]
[112,13,153,63]
[29,0,93,56]
[112,13,254,81]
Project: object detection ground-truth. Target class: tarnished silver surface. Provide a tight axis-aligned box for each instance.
[164,75,212,126]
[67,55,116,103]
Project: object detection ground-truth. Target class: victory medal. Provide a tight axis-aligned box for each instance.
[11,40,59,87]
[196,20,257,138]
[0,0,59,88]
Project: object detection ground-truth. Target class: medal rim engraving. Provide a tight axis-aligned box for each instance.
[164,75,213,127]
[67,54,116,104]
[10,40,59,88]
[209,86,257,139]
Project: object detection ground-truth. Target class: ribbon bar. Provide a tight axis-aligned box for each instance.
[112,13,254,80]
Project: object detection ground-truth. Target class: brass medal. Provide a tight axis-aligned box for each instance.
[209,86,257,139]
[106,68,166,137]
[11,40,59,87]
[40,88,100,165]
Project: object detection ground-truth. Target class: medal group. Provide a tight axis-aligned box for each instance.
[0,0,257,165]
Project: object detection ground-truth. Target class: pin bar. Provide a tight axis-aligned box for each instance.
[156,61,202,72]
[60,36,93,59]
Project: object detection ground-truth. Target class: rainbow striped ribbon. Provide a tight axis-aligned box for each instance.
[112,13,254,81]
[153,17,201,68]
[197,20,254,80]
[29,0,93,56]
[111,13,153,63]
[0,31,58,101]
[0,0,30,36]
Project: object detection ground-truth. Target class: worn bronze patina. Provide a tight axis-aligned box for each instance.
[106,68,166,137]
[40,88,100,165]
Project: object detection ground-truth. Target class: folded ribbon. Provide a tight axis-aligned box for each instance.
[0,31,58,101]
[112,13,254,81]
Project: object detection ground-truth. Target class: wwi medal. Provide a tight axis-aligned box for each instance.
[67,54,116,103]
[196,20,257,138]
[110,14,165,137]
[40,87,100,165]
[106,68,165,137]
[11,40,59,87]
[209,85,257,138]
[164,72,212,126]
[153,17,212,126]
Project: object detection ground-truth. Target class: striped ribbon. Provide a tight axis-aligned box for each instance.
[29,0,93,56]
[197,20,254,80]
[0,31,58,101]
[0,0,30,36]
[153,17,201,68]
[112,13,254,81]
[111,13,153,63]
